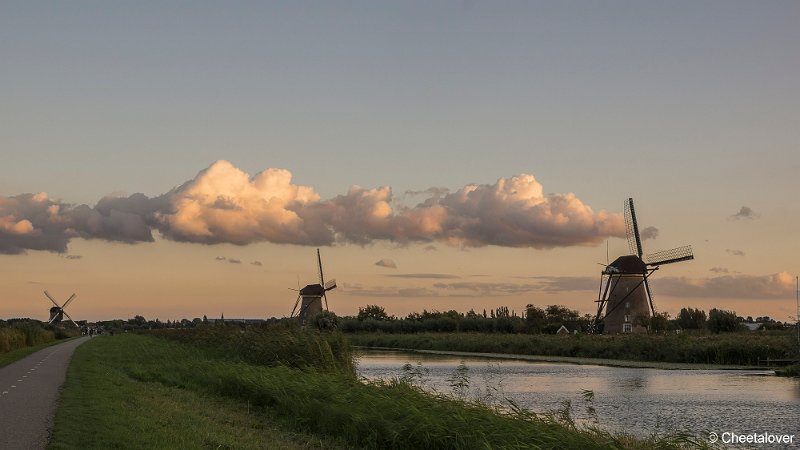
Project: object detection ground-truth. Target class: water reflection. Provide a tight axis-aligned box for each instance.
[357,350,800,441]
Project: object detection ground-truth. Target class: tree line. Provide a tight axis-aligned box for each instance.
[335,304,794,334]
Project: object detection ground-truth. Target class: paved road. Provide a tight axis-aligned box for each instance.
[0,337,89,449]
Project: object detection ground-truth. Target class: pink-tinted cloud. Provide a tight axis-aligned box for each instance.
[1,161,625,254]
[375,259,397,269]
[158,160,323,245]
[0,192,154,254]
[653,272,794,299]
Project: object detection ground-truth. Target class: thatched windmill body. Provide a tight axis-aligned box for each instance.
[290,249,337,325]
[593,199,694,334]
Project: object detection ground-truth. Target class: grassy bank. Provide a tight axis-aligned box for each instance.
[0,337,78,368]
[0,321,79,367]
[776,364,800,377]
[51,328,710,449]
[347,331,796,366]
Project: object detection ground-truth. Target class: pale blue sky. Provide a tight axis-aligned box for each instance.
[1,1,798,320]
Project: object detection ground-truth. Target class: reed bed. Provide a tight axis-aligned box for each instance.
[0,322,56,353]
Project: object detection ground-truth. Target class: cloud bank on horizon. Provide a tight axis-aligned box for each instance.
[0,160,624,255]
[344,272,796,300]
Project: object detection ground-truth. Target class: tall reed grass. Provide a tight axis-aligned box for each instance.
[149,325,354,373]
[0,322,56,353]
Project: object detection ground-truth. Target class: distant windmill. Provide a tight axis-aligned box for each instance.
[44,291,79,328]
[290,249,337,325]
[592,198,694,334]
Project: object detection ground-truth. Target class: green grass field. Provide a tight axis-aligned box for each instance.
[49,334,347,450]
[50,330,712,449]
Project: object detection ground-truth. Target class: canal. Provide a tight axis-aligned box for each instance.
[357,350,800,443]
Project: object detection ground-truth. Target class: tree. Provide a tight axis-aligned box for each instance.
[650,312,670,333]
[707,308,739,333]
[525,304,546,333]
[676,307,706,329]
[357,305,390,321]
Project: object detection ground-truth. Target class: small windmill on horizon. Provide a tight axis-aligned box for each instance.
[44,291,80,328]
[290,249,337,326]
[592,198,694,334]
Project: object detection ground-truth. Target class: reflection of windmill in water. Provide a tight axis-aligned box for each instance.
[593,198,694,334]
[290,249,337,325]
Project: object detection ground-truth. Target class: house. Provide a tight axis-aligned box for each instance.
[742,322,764,331]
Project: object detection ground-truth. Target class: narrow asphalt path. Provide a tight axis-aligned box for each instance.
[0,336,90,449]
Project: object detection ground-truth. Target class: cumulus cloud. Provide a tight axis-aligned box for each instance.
[424,245,437,251]
[726,249,745,256]
[640,226,659,240]
[375,259,397,269]
[0,192,155,254]
[215,256,227,261]
[251,261,263,266]
[729,206,759,220]
[1,160,625,254]
[653,272,794,299]
[228,258,241,264]
[709,267,729,274]
[64,255,82,260]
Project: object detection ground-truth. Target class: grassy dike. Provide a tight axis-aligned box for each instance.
[50,330,711,449]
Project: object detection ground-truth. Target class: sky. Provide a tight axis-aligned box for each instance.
[1,1,799,323]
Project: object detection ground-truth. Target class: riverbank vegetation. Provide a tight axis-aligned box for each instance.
[338,304,794,335]
[51,327,711,449]
[348,331,797,366]
[0,318,79,366]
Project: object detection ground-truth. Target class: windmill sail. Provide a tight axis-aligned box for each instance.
[646,245,694,266]
[324,278,337,290]
[624,198,643,257]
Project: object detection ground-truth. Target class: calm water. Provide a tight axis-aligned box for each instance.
[356,350,800,443]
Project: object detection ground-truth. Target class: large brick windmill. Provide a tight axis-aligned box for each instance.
[592,198,694,334]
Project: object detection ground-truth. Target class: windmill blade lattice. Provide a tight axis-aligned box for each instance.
[623,198,643,257]
[646,245,694,266]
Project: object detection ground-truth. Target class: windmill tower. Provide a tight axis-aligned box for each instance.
[290,249,337,325]
[44,291,80,328]
[593,198,694,334]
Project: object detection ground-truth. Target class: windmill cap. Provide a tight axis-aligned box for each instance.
[608,255,647,274]
[300,284,325,296]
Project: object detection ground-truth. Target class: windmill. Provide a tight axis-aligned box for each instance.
[592,198,694,334]
[44,291,79,328]
[290,249,337,325]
